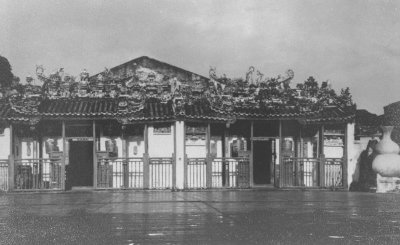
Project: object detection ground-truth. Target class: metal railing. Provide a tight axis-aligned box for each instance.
[149,158,173,189]
[211,158,250,188]
[97,158,144,189]
[281,157,343,188]
[186,158,207,189]
[185,157,250,189]
[14,158,62,190]
[0,160,8,191]
[325,158,344,188]
[9,156,343,191]
[281,157,320,187]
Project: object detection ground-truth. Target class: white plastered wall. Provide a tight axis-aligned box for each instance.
[127,136,145,157]
[0,128,10,159]
[185,137,206,158]
[210,137,223,157]
[14,137,41,160]
[20,138,38,159]
[148,125,174,158]
[324,146,344,158]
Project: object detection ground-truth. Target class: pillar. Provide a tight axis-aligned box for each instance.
[62,121,66,190]
[92,121,97,188]
[8,124,14,191]
[223,125,229,187]
[175,121,185,189]
[121,124,129,188]
[278,120,283,187]
[319,125,326,187]
[206,123,212,188]
[249,121,254,187]
[345,122,355,189]
[143,124,150,189]
[320,125,325,156]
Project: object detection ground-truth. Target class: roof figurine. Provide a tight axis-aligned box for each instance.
[246,66,255,85]
[0,56,355,125]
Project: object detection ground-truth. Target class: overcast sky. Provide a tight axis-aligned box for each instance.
[1,0,399,114]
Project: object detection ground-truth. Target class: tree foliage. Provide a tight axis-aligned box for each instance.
[0,55,14,89]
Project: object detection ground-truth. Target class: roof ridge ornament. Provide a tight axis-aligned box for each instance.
[3,63,354,119]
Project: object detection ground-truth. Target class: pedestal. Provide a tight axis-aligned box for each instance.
[376,174,400,193]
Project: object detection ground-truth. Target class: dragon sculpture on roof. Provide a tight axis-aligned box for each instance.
[5,64,354,115]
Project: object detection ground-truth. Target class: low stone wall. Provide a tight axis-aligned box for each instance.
[376,174,400,193]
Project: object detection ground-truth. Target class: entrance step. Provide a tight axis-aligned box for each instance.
[252,185,276,190]
[70,186,94,192]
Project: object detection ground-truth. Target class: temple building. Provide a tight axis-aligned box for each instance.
[0,56,356,192]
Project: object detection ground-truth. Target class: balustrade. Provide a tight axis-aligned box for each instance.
[14,158,62,190]
[186,157,250,189]
[281,157,343,188]
[0,160,8,191]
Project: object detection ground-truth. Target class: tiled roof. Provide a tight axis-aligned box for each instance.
[209,104,354,123]
[37,98,176,120]
[128,101,228,122]
[299,106,355,124]
[129,101,175,122]
[230,106,313,119]
[0,98,354,124]
[38,98,120,117]
[184,102,229,122]
[0,100,30,122]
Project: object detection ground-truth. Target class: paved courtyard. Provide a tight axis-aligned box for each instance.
[0,190,400,244]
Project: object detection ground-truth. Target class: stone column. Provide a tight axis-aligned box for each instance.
[92,121,97,188]
[175,121,185,190]
[206,123,212,188]
[143,125,149,189]
[62,121,66,190]
[121,125,128,188]
[345,122,355,189]
[7,125,14,191]
[249,121,254,187]
[278,120,283,187]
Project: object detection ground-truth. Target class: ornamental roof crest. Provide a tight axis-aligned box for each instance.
[2,57,354,117]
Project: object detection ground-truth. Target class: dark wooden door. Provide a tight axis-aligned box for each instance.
[253,141,273,185]
[67,141,93,188]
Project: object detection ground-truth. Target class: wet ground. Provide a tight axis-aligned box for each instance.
[1,190,400,245]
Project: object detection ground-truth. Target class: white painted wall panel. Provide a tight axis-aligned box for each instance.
[148,125,174,158]
[0,128,10,159]
[127,136,145,157]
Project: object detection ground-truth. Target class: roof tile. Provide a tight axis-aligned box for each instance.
[0,97,354,124]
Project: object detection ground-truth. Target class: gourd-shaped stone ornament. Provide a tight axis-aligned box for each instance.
[372,126,400,177]
[374,126,400,154]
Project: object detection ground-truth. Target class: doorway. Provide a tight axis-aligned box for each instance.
[253,140,275,185]
[66,141,93,189]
